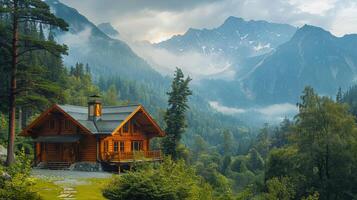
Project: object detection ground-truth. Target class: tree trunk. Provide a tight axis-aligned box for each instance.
[18,106,22,130]
[325,144,330,200]
[6,0,19,166]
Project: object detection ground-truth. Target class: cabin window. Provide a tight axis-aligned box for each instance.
[49,119,55,129]
[104,141,109,152]
[119,141,125,152]
[132,122,139,133]
[131,141,143,151]
[113,141,118,152]
[113,141,125,152]
[123,122,129,133]
[113,141,124,152]
[64,119,71,129]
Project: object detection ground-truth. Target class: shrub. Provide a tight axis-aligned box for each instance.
[103,158,213,200]
[0,150,41,200]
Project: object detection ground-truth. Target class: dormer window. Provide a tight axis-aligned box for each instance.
[133,121,139,134]
[123,122,129,133]
[64,119,71,129]
[49,119,55,129]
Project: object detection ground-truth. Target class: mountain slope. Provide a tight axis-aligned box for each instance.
[97,22,120,38]
[242,25,357,104]
[156,16,297,62]
[45,0,164,86]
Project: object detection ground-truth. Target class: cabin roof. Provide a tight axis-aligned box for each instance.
[58,104,143,135]
[21,104,165,137]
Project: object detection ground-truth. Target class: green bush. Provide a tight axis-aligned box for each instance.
[0,150,41,200]
[103,158,213,200]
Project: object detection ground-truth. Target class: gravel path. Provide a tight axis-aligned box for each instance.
[31,169,113,180]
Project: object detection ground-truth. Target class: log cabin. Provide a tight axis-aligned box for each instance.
[20,97,165,169]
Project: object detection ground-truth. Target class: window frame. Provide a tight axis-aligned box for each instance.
[113,141,119,152]
[119,141,125,152]
[123,122,129,133]
[132,121,140,134]
[49,119,55,129]
[131,140,143,152]
[64,119,71,130]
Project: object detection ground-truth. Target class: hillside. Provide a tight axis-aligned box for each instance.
[97,22,120,38]
[45,0,165,86]
[242,25,357,104]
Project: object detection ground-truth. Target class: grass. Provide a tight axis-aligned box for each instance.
[33,177,112,200]
[75,178,110,200]
[33,178,62,199]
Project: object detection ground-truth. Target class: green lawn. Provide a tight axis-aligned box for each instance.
[33,177,111,200]
[33,178,62,199]
[75,178,110,200]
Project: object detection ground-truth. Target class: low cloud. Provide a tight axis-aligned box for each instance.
[209,101,298,123]
[58,27,92,47]
[209,101,246,114]
[56,27,93,65]
[257,103,298,116]
[127,41,236,80]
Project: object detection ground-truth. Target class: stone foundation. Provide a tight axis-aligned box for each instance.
[69,162,102,172]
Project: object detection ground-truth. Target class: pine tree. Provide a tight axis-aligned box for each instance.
[0,0,68,165]
[162,68,192,160]
[103,84,119,106]
[336,87,343,103]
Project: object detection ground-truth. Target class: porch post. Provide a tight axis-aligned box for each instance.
[33,142,37,165]
[96,135,100,162]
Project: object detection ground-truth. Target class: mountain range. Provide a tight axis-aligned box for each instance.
[46,0,357,123]
[156,16,357,107]
[242,25,357,104]
[194,24,357,107]
[156,16,296,63]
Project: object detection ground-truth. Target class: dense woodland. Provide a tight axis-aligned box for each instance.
[1,1,357,200]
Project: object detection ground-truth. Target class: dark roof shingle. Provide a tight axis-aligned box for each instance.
[58,104,139,134]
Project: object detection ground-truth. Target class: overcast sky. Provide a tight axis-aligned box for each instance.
[61,0,357,43]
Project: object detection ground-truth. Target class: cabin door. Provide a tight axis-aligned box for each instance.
[44,143,61,162]
[43,143,76,163]
[62,143,76,163]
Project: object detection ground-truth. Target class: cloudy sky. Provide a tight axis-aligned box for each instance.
[60,0,357,43]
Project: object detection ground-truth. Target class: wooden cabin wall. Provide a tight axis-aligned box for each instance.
[100,120,150,157]
[34,113,85,136]
[33,112,98,163]
[79,135,97,162]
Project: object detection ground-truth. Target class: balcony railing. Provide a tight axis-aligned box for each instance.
[102,150,162,162]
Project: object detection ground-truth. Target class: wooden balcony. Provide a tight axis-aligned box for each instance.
[102,150,162,163]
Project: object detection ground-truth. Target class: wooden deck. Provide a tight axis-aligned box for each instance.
[102,150,162,163]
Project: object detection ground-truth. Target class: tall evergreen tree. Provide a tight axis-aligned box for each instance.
[294,86,357,199]
[336,87,342,103]
[103,84,119,106]
[0,0,68,165]
[162,68,192,160]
